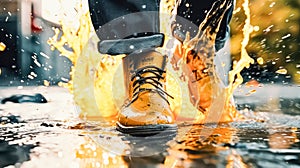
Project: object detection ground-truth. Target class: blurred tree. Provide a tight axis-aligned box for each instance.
[230,0,300,84]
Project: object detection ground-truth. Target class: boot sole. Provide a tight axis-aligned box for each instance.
[116,122,177,136]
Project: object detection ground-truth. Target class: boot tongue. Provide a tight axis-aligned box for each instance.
[133,51,166,91]
[132,50,166,70]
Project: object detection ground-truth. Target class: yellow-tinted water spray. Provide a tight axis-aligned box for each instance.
[48,2,122,117]
[49,0,255,122]
[225,0,254,119]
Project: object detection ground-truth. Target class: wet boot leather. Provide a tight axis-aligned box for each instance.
[118,50,175,127]
[172,42,239,122]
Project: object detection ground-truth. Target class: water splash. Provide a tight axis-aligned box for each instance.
[169,0,242,122]
[48,1,122,117]
[48,0,255,122]
[47,3,91,91]
[225,0,254,119]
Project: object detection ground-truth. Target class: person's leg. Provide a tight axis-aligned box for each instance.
[171,0,234,113]
[88,0,233,54]
[88,0,163,55]
[89,0,176,135]
[173,0,233,51]
[88,0,234,132]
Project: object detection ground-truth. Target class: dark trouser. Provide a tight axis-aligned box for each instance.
[88,0,233,55]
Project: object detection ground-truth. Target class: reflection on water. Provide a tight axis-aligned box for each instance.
[0,140,35,168]
[76,138,128,168]
[0,87,300,167]
[1,111,300,167]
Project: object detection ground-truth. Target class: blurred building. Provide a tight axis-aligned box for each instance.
[0,0,73,86]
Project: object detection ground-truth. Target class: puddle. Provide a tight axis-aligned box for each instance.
[0,87,299,167]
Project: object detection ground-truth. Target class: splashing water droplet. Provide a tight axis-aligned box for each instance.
[253,26,259,32]
[30,72,38,77]
[281,34,291,40]
[28,75,34,80]
[257,57,264,65]
[44,80,50,87]
[40,52,50,59]
[276,68,288,75]
[34,59,41,67]
[269,2,276,8]
[0,42,6,51]
[263,25,274,33]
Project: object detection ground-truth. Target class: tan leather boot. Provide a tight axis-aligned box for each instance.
[172,42,238,122]
[172,43,212,113]
[117,50,176,135]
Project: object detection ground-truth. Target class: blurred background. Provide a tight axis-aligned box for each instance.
[0,0,299,86]
[0,0,74,86]
[231,0,300,84]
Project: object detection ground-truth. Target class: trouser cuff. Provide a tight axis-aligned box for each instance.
[98,34,164,55]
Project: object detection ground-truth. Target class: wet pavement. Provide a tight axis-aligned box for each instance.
[0,86,299,168]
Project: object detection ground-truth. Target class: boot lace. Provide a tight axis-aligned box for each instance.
[129,66,174,104]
